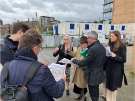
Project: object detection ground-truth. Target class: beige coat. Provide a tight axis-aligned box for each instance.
[72,47,87,88]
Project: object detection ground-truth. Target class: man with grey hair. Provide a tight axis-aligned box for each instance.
[72,31,106,101]
[84,31,98,46]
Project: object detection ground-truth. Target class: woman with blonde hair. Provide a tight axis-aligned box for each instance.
[53,34,74,96]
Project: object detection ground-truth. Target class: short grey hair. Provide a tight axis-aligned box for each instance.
[85,31,98,39]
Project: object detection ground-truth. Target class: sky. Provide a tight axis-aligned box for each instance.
[0,0,104,24]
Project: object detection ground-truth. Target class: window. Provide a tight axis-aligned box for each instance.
[98,25,102,30]
[111,25,114,30]
[104,3,113,12]
[54,25,58,35]
[103,12,112,20]
[85,24,89,30]
[104,0,113,4]
[70,24,75,30]
[121,26,125,31]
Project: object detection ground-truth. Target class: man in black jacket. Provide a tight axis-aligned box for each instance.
[72,31,106,101]
[0,22,29,65]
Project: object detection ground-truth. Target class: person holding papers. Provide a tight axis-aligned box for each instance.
[72,31,106,101]
[104,31,127,101]
[1,29,65,101]
[53,35,74,96]
[72,36,88,101]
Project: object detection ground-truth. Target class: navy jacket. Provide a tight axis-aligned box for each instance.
[0,35,18,65]
[5,48,65,101]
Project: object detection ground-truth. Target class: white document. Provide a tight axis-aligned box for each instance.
[59,58,72,64]
[105,46,112,56]
[0,63,3,73]
[48,63,66,81]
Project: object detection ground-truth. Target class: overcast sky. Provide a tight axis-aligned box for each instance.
[0,0,104,24]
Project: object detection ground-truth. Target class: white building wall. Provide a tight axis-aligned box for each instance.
[53,21,135,43]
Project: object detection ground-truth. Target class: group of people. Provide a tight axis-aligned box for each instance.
[0,22,127,101]
[53,31,127,101]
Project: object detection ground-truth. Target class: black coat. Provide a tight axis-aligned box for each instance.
[0,35,18,65]
[53,44,73,64]
[73,41,106,86]
[105,44,127,91]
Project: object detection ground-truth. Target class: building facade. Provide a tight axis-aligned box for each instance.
[39,16,60,34]
[112,0,135,24]
[111,0,135,71]
[53,21,127,44]
[103,0,113,23]
[0,24,11,36]
[103,0,135,37]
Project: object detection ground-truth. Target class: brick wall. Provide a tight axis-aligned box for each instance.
[112,0,135,24]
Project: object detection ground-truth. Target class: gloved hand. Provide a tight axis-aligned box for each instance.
[71,59,80,65]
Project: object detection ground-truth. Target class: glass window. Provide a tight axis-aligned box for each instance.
[54,25,58,35]
[104,0,113,4]
[98,25,102,30]
[70,24,75,30]
[104,3,113,13]
[85,24,89,30]
[121,26,125,31]
[104,12,112,20]
[111,25,114,30]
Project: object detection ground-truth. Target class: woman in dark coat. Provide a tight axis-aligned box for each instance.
[53,35,74,96]
[105,31,127,101]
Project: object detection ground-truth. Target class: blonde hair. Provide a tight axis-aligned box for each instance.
[63,34,71,43]
[63,34,72,50]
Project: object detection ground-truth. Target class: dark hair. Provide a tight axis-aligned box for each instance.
[109,31,123,52]
[18,29,42,49]
[12,22,29,34]
[80,36,88,44]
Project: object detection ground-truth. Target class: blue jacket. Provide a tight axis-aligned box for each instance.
[0,35,18,65]
[6,48,65,101]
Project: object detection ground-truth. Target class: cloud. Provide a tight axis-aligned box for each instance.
[0,0,104,24]
[11,2,30,10]
[0,0,15,13]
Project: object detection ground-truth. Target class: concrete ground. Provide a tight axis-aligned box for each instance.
[38,47,135,101]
